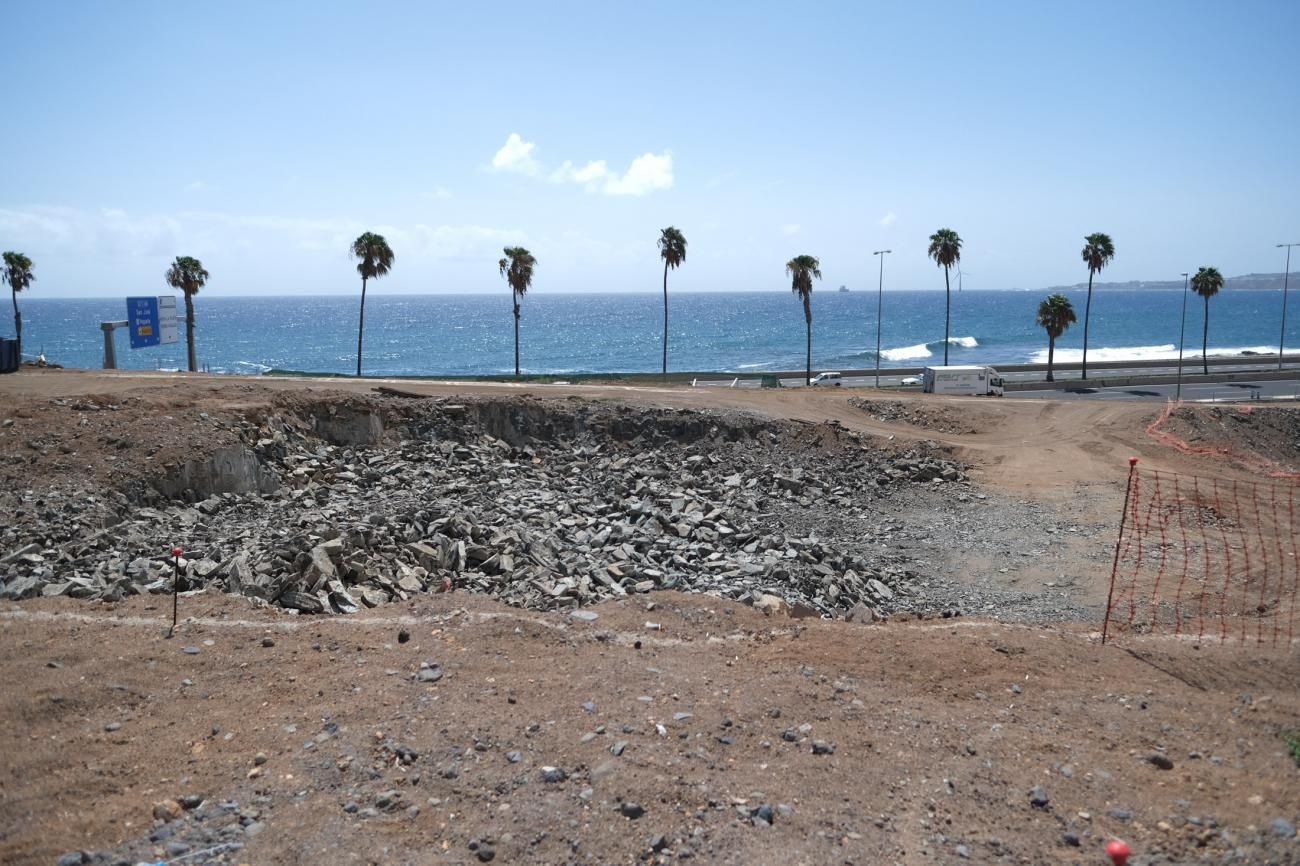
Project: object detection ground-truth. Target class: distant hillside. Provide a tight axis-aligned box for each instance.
[1041,272,1294,292]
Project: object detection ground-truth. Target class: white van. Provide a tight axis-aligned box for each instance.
[810,371,842,387]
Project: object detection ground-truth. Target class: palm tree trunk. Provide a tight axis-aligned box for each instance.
[805,298,812,386]
[1046,334,1055,382]
[184,292,197,373]
[1082,272,1094,380]
[943,265,951,365]
[356,276,367,377]
[514,297,521,377]
[662,259,669,378]
[1203,295,1210,377]
[12,289,20,362]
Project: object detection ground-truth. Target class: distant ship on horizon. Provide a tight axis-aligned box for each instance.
[838,285,849,293]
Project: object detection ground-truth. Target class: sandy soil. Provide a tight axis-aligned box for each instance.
[1,369,1298,866]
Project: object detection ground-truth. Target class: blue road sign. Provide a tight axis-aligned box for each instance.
[127,296,161,349]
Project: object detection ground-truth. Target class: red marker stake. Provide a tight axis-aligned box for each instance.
[1106,838,1131,866]
[167,546,183,639]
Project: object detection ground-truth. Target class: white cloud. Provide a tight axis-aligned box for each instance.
[602,152,673,196]
[879,211,898,228]
[492,135,673,196]
[781,223,801,236]
[491,133,539,175]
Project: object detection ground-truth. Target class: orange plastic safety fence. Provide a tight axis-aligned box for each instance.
[1103,464,1300,647]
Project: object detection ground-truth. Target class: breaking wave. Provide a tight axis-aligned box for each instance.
[1030,344,1277,364]
[880,336,979,362]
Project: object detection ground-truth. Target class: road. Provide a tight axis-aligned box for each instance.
[691,373,1298,401]
[1015,379,1300,402]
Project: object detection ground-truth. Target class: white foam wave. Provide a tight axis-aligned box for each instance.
[1029,344,1277,364]
[880,336,978,362]
[736,362,774,370]
[880,342,932,361]
[236,361,273,373]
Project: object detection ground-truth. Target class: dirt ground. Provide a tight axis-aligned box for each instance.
[2,369,1299,866]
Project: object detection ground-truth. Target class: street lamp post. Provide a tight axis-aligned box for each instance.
[872,250,891,388]
[1176,272,1189,402]
[1278,243,1298,371]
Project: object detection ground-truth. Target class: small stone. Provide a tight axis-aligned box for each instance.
[570,610,598,622]
[649,833,668,852]
[620,802,645,819]
[244,820,265,837]
[539,766,567,783]
[673,712,693,722]
[261,637,275,648]
[581,701,596,713]
[343,801,359,814]
[1029,785,1049,809]
[1063,832,1081,847]
[56,853,85,866]
[254,752,268,766]
[955,844,970,859]
[417,665,443,683]
[506,750,522,764]
[182,646,200,655]
[811,740,834,755]
[1109,807,1134,821]
[781,729,797,742]
[1147,754,1174,770]
[398,629,410,643]
[611,741,628,756]
[104,722,122,732]
[475,845,496,862]
[153,799,184,821]
[751,803,774,826]
[179,794,204,810]
[1271,817,1297,838]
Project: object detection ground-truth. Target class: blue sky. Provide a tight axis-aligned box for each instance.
[3,0,1298,297]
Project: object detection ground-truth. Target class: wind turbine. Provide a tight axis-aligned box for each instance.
[956,267,972,292]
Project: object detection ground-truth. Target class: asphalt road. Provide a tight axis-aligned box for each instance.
[693,371,1299,401]
[1014,379,1300,402]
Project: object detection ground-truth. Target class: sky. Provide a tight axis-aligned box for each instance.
[2,0,1299,298]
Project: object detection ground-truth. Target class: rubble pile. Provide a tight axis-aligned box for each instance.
[1,397,973,617]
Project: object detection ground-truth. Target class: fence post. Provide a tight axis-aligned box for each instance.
[1101,457,1140,645]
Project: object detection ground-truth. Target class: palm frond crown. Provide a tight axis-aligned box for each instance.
[165,255,209,297]
[499,247,537,297]
[658,227,687,269]
[1081,232,1115,274]
[1036,293,1077,338]
[3,252,35,293]
[1191,266,1224,300]
[786,254,822,300]
[927,229,962,268]
[351,232,395,280]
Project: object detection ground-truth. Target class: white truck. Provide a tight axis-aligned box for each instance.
[922,365,1005,396]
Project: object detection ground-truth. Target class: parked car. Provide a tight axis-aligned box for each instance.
[811,371,842,387]
[900,375,922,386]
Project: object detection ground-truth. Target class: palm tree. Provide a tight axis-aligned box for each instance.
[2,252,34,361]
[1079,232,1116,380]
[499,247,537,376]
[926,229,962,364]
[1191,266,1224,376]
[1035,293,1077,383]
[786,254,822,385]
[658,226,687,377]
[350,232,395,377]
[164,256,209,372]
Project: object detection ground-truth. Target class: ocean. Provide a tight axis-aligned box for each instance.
[12,289,1300,377]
